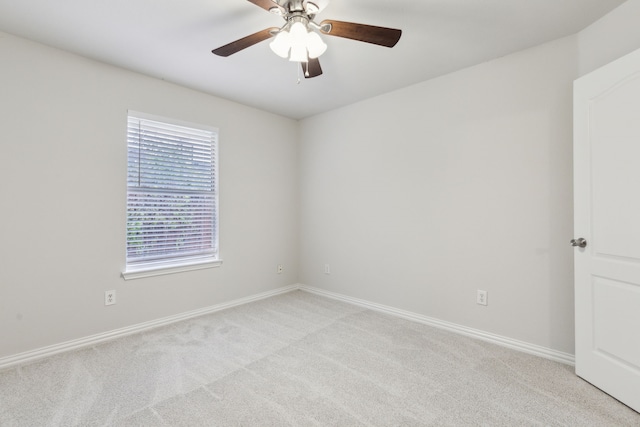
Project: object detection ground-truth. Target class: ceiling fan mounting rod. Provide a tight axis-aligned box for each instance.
[270,0,319,18]
[287,0,305,13]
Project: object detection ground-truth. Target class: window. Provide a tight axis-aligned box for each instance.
[122,111,220,280]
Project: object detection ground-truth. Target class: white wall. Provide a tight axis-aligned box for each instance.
[299,36,578,353]
[298,0,640,356]
[3,0,640,362]
[0,32,299,359]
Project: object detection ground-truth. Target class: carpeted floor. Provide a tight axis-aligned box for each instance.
[0,290,638,426]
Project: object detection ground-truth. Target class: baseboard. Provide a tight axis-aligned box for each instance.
[299,285,575,366]
[0,284,299,371]
[0,283,575,371]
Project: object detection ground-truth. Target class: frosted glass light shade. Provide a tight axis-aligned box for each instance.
[288,21,309,62]
[269,31,290,58]
[306,31,327,58]
[289,45,308,62]
[269,21,327,63]
[289,21,307,39]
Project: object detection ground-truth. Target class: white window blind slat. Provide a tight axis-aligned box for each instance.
[127,119,214,139]
[126,112,219,270]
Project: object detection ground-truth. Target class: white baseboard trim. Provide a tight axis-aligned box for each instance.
[0,284,299,371]
[299,285,575,366]
[0,283,574,371]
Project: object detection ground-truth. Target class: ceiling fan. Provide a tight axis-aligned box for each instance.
[212,0,402,78]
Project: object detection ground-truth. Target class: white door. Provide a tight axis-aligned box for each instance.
[574,47,640,413]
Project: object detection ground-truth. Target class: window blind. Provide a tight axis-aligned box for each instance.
[126,114,218,269]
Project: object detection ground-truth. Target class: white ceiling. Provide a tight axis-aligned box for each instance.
[0,0,626,119]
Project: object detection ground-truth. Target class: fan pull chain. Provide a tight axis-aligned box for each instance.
[305,61,310,78]
[297,61,301,84]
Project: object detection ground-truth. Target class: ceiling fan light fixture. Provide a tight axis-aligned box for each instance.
[289,44,308,62]
[269,31,291,58]
[306,31,327,58]
[269,18,326,63]
[289,21,307,38]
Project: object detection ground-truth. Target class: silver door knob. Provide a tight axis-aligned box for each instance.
[571,238,587,248]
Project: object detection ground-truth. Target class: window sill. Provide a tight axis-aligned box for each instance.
[121,258,223,281]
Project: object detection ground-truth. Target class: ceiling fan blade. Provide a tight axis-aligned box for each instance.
[246,0,281,13]
[320,20,402,48]
[212,28,278,57]
[303,58,323,78]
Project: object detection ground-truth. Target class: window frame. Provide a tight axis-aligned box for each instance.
[121,111,221,280]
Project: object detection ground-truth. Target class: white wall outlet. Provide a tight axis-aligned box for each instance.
[277,264,283,274]
[477,290,488,306]
[324,264,331,274]
[105,290,116,306]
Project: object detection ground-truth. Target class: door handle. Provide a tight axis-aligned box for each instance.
[571,238,587,248]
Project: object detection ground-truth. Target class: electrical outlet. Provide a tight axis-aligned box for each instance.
[277,264,283,274]
[105,290,116,306]
[477,290,488,306]
[324,264,331,274]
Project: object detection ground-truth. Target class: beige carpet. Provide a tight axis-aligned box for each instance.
[0,290,638,426]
